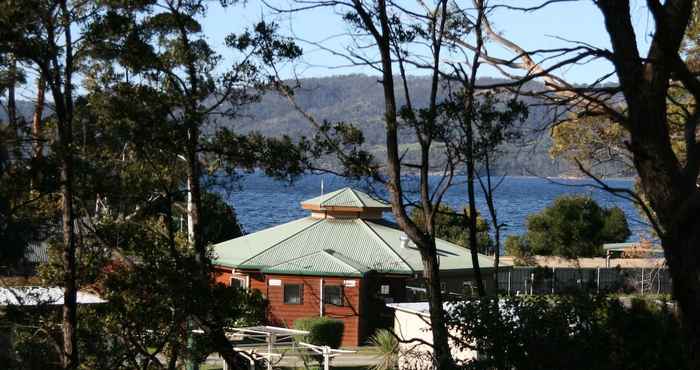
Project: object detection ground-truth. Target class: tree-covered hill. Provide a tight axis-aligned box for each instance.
[3,74,631,177]
[221,74,630,177]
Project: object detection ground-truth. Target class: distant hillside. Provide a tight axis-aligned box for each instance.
[223,74,628,177]
[3,74,631,177]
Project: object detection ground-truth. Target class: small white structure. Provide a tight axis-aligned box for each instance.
[0,287,105,306]
[388,302,477,369]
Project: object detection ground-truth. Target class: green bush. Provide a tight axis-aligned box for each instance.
[447,294,688,370]
[507,195,631,259]
[293,316,345,349]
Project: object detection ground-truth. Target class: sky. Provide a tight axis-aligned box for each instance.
[200,0,656,84]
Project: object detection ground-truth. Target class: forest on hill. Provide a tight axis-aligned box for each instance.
[3,74,631,177]
[220,74,631,177]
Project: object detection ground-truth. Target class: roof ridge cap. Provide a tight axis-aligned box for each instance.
[358,219,415,273]
[320,249,366,273]
[319,187,349,206]
[263,249,329,269]
[239,217,323,266]
[348,188,366,207]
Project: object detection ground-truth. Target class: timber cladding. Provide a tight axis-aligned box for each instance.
[264,274,363,347]
[214,267,364,347]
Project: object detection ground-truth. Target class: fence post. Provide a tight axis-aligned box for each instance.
[530,272,534,295]
[596,267,600,294]
[508,270,512,296]
[551,267,555,294]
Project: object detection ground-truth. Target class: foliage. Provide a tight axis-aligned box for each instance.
[28,218,267,369]
[368,329,399,370]
[507,195,630,259]
[447,294,688,370]
[410,205,493,253]
[198,191,244,245]
[294,316,345,349]
[504,235,535,266]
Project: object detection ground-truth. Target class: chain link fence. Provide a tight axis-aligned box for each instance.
[498,266,672,295]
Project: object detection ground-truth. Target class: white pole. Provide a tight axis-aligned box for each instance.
[552,267,555,294]
[507,270,511,296]
[596,267,600,293]
[267,334,273,370]
[323,346,330,370]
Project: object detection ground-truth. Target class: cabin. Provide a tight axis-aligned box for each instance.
[212,187,501,346]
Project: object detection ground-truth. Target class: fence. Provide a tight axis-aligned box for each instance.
[497,266,672,295]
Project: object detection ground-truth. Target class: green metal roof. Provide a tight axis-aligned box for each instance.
[213,216,502,277]
[301,187,390,209]
[364,219,499,272]
[238,217,413,274]
[261,250,369,277]
[213,217,320,267]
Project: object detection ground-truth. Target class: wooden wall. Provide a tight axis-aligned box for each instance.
[214,266,364,347]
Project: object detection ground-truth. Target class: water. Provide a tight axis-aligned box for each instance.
[222,173,650,241]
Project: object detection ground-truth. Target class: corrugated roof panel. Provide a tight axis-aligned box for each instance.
[301,187,390,209]
[363,219,500,271]
[25,242,49,264]
[261,250,366,277]
[240,218,413,274]
[212,217,320,267]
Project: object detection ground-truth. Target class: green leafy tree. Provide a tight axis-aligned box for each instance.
[447,294,688,370]
[411,205,493,254]
[509,195,630,259]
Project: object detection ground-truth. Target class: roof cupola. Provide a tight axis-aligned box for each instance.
[300,187,391,220]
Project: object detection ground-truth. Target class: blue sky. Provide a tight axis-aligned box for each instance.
[201,0,655,84]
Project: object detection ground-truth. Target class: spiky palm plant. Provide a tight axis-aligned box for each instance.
[369,329,399,370]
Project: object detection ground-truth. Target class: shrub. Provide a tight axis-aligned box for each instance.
[508,195,631,259]
[293,316,345,349]
[447,294,688,370]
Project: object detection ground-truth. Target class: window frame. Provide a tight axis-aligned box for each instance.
[230,276,246,289]
[283,283,304,305]
[380,284,391,296]
[323,284,344,306]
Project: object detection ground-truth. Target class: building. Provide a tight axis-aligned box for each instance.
[212,187,501,346]
[388,302,477,369]
[0,242,49,277]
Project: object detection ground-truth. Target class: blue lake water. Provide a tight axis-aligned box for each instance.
[221,173,650,242]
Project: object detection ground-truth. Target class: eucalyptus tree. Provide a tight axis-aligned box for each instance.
[260,1,461,367]
[445,1,700,366]
[0,1,95,366]
[80,1,303,367]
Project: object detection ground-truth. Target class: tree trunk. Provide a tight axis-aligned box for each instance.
[186,125,205,264]
[31,77,45,189]
[662,218,700,369]
[466,148,485,297]
[422,249,454,369]
[55,91,78,369]
[7,55,17,132]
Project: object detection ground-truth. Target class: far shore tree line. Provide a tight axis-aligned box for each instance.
[2,0,700,369]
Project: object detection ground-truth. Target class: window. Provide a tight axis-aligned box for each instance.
[324,285,344,306]
[284,284,303,304]
[230,277,245,289]
[380,284,390,295]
